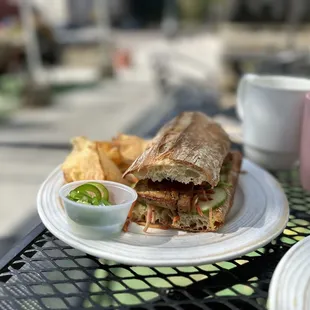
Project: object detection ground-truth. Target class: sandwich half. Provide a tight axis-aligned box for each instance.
[123,111,242,232]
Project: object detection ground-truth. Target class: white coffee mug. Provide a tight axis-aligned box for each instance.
[237,74,310,170]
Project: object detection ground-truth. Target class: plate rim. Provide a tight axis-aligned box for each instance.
[268,235,310,310]
[37,159,289,266]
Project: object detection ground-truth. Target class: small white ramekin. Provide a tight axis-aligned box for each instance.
[59,180,137,239]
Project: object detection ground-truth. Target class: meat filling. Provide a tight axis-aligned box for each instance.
[135,179,196,213]
[135,153,233,214]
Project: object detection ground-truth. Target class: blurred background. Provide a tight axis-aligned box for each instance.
[1,0,310,257]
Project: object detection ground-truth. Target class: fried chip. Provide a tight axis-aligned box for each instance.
[62,136,126,184]
[112,134,149,165]
[96,141,122,166]
[62,134,149,185]
[96,142,127,184]
[62,137,104,183]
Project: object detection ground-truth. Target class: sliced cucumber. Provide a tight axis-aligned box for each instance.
[199,187,227,213]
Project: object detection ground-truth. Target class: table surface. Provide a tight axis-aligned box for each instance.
[0,93,309,310]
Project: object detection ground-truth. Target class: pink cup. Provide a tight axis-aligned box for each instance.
[300,93,310,192]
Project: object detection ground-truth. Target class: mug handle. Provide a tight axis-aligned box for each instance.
[236,74,257,120]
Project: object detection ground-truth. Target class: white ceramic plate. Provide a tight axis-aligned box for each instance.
[269,235,310,310]
[37,159,289,266]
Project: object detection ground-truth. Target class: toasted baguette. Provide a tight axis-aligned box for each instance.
[129,151,242,232]
[123,112,231,187]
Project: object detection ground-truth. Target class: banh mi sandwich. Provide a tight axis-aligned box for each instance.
[123,111,242,232]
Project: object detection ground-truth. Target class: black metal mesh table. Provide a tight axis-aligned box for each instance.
[0,169,309,310]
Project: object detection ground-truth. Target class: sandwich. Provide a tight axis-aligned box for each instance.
[123,111,242,232]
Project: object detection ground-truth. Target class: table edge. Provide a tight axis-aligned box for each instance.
[0,222,45,270]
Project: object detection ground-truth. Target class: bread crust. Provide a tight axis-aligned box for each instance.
[123,112,231,187]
